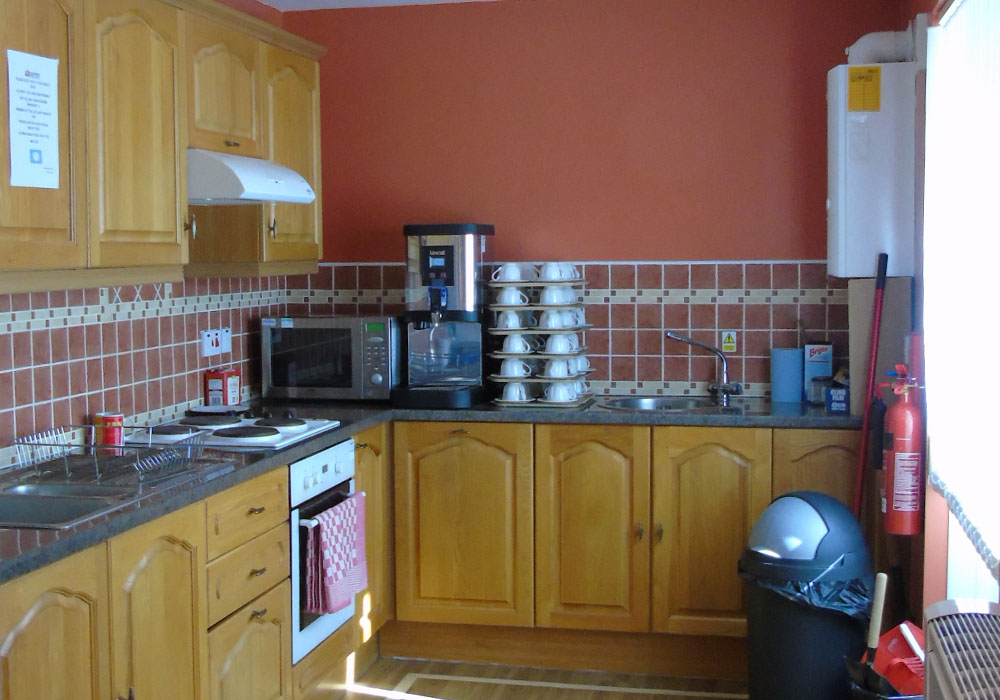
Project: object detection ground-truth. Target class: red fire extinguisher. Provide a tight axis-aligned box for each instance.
[879,364,924,535]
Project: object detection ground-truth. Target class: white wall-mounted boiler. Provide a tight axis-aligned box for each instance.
[827,60,918,278]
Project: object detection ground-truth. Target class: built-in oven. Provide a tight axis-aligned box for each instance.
[289,438,357,663]
[261,316,401,401]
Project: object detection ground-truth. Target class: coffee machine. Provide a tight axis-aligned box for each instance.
[390,223,493,408]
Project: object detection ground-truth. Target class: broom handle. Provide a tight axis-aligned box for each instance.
[852,253,889,517]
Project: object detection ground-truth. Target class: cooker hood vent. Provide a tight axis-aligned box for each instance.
[187,148,315,205]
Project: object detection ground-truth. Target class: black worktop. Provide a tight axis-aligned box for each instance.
[0,398,858,584]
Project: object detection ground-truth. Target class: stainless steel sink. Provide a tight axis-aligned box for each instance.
[0,493,126,529]
[6,483,136,498]
[601,396,718,412]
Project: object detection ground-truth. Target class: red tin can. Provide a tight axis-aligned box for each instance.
[94,412,124,447]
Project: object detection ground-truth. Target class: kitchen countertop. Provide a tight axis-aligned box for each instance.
[0,398,858,584]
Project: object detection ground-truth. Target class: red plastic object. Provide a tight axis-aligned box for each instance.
[866,622,926,695]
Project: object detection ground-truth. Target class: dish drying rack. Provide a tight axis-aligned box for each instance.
[12,425,206,484]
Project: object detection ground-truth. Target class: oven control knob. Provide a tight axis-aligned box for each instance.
[302,476,310,490]
[371,373,384,385]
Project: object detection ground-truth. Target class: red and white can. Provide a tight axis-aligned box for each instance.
[94,412,124,447]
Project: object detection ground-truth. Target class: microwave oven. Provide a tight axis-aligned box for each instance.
[261,316,400,400]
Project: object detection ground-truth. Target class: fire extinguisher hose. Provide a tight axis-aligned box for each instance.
[852,253,889,517]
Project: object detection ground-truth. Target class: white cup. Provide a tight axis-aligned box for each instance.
[559,263,580,280]
[559,309,580,328]
[539,286,566,305]
[569,355,591,373]
[492,263,523,282]
[497,286,529,305]
[564,333,580,351]
[502,333,534,354]
[544,358,572,378]
[502,382,529,402]
[497,310,524,329]
[500,358,533,377]
[539,262,563,281]
[544,382,577,402]
[544,334,572,354]
[573,379,588,396]
[538,309,568,329]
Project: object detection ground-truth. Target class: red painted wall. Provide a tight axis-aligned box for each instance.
[283,1,907,263]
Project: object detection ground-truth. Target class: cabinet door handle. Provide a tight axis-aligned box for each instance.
[248,506,266,515]
[636,523,645,541]
[116,688,135,700]
[451,428,468,435]
[251,608,268,619]
[656,522,664,541]
[355,442,368,450]
[224,139,241,148]
[184,213,197,240]
[250,567,267,577]
[268,217,277,239]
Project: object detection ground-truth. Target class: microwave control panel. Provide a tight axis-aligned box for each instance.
[361,316,400,397]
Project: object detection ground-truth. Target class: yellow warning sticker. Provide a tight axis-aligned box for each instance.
[848,66,881,112]
[721,331,737,353]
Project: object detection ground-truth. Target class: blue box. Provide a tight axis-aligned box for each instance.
[825,386,849,414]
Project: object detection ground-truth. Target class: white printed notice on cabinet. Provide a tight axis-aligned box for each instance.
[7,49,59,189]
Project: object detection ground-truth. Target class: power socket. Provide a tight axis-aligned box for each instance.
[200,328,232,357]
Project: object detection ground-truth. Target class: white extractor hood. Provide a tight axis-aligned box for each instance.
[187,148,316,205]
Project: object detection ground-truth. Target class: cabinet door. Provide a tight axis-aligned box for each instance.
[208,580,292,700]
[109,502,209,700]
[262,44,321,263]
[773,428,860,507]
[87,0,187,268]
[0,0,88,271]
[535,424,651,632]
[394,421,533,626]
[187,14,261,157]
[354,422,394,640]
[652,427,771,637]
[0,545,109,700]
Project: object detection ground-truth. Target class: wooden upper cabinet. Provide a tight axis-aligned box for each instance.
[652,427,771,637]
[263,44,321,263]
[108,502,209,700]
[354,422,394,639]
[0,0,88,271]
[394,421,534,627]
[87,0,187,268]
[186,14,262,157]
[535,424,651,632]
[772,428,860,508]
[0,545,110,700]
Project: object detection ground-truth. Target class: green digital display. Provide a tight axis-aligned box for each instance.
[365,322,386,332]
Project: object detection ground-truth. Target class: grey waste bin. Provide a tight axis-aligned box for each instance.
[738,491,874,700]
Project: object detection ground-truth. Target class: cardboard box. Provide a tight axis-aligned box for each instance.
[205,367,240,406]
[804,344,833,404]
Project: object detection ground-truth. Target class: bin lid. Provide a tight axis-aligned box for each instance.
[740,491,871,582]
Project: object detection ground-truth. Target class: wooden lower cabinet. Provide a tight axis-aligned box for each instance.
[0,545,110,700]
[108,501,210,700]
[535,424,651,631]
[354,422,394,640]
[772,428,860,507]
[208,580,293,700]
[394,421,534,626]
[651,427,771,637]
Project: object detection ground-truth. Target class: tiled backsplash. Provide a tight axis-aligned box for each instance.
[291,260,849,397]
[0,259,847,446]
[0,278,287,447]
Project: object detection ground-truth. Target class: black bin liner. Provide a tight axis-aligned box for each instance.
[739,563,873,620]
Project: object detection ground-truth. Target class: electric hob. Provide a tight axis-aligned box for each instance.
[124,410,340,450]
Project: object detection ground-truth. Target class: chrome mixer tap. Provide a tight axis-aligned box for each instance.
[665,331,742,406]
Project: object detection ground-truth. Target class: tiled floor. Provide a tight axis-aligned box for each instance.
[344,658,749,700]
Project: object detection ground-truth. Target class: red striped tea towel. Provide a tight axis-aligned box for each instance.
[305,492,367,614]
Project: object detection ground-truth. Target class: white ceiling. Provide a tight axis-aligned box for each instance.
[257,0,497,9]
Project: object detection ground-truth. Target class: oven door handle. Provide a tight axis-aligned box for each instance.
[298,491,365,529]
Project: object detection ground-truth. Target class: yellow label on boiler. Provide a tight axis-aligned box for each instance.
[848,66,881,111]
